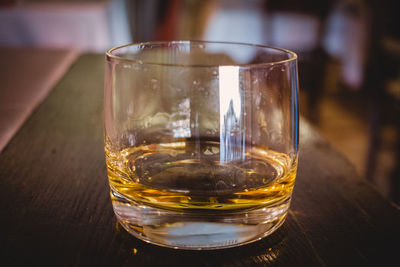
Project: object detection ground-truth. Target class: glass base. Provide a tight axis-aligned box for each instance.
[112,193,290,250]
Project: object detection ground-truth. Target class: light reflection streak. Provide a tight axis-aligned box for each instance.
[219,66,245,162]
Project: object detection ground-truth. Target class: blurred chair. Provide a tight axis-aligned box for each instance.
[125,0,166,42]
[126,0,215,42]
[264,0,334,122]
[364,0,400,204]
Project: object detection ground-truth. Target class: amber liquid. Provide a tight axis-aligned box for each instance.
[106,140,297,212]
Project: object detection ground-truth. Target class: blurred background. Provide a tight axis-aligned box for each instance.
[0,0,399,205]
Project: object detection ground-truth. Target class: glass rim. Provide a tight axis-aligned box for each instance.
[105,40,298,68]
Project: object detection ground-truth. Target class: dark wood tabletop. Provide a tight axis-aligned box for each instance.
[0,54,399,266]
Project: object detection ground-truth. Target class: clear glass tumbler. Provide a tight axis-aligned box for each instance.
[104,41,299,250]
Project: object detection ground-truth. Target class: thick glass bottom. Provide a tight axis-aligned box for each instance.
[112,191,290,250]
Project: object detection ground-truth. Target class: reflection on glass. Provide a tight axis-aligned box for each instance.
[115,220,287,266]
[219,66,244,162]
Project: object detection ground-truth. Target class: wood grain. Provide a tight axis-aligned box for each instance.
[0,55,399,266]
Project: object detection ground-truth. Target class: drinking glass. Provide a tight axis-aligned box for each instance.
[104,41,299,250]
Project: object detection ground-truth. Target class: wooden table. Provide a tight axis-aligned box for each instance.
[0,55,399,266]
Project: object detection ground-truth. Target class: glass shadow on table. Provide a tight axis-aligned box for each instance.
[111,212,321,267]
